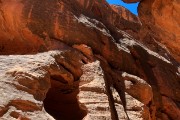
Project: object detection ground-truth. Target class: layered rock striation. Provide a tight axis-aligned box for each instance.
[0,0,179,120]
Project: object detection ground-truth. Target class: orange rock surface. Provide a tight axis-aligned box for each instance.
[0,0,179,120]
[124,0,180,62]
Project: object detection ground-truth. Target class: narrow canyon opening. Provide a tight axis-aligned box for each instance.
[44,79,87,120]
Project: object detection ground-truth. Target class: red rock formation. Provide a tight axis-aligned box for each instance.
[0,0,179,120]
[139,0,180,62]
[111,5,140,23]
[110,4,141,40]
[124,0,180,62]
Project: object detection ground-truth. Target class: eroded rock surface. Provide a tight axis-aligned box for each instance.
[124,0,180,62]
[76,61,151,120]
[0,51,59,120]
[0,0,180,120]
[139,0,180,62]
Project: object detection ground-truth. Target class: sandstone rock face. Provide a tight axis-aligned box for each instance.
[78,61,151,120]
[0,0,180,120]
[110,4,141,40]
[0,0,141,55]
[124,0,180,62]
[0,48,90,119]
[0,51,61,120]
[110,5,140,23]
[139,0,180,62]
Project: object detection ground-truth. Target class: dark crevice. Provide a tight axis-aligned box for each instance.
[113,84,130,120]
[96,54,131,120]
[81,59,87,64]
[58,63,72,75]
[104,74,119,120]
[44,79,87,120]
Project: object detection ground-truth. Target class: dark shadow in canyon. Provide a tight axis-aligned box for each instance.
[44,79,87,120]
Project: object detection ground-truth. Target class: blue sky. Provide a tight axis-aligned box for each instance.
[106,0,139,15]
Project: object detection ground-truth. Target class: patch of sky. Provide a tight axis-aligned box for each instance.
[106,0,139,15]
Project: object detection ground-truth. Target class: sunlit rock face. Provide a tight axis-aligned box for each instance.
[110,5,140,23]
[0,0,180,120]
[139,0,180,63]
[0,0,141,55]
[124,0,180,62]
